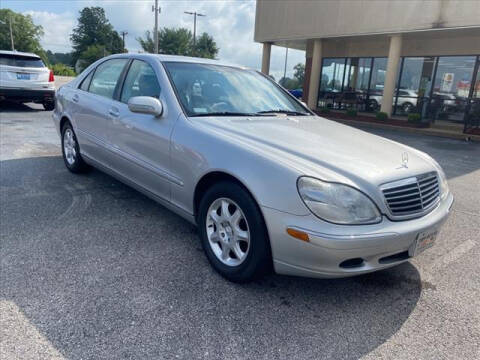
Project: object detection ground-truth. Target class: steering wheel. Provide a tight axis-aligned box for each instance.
[210,101,232,112]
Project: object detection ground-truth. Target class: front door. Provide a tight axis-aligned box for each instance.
[108,59,174,202]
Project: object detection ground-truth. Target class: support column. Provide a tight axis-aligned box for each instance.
[380,35,403,117]
[261,42,272,75]
[307,39,322,109]
[303,40,314,102]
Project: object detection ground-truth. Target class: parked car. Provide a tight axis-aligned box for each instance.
[53,54,453,282]
[289,88,303,99]
[369,89,418,113]
[0,50,55,110]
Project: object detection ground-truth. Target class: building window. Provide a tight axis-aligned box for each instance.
[429,56,476,122]
[320,58,346,93]
[393,57,435,116]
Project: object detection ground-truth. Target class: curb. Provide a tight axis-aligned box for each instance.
[325,117,480,142]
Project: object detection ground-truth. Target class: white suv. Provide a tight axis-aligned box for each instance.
[0,50,55,110]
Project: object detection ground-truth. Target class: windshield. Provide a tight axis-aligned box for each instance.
[163,62,309,117]
[0,54,45,68]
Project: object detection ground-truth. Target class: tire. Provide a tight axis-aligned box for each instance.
[402,102,414,114]
[368,99,379,111]
[43,101,55,111]
[61,122,89,173]
[198,181,271,283]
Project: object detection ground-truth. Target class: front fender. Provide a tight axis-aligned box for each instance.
[169,116,310,217]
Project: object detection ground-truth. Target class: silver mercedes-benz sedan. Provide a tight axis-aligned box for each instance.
[53,54,453,282]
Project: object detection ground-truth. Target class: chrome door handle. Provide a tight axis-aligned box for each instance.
[72,94,79,103]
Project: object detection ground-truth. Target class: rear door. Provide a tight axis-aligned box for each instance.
[0,53,50,90]
[73,58,129,165]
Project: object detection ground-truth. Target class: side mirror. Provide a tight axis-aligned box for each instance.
[128,96,163,117]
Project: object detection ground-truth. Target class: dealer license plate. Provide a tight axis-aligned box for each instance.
[413,230,437,256]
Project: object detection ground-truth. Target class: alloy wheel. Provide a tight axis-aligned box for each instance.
[206,198,251,266]
[63,128,77,165]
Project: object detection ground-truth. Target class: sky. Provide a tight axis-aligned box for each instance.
[1,0,305,80]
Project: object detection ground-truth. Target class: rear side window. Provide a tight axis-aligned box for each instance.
[120,60,161,103]
[0,54,45,68]
[88,59,128,99]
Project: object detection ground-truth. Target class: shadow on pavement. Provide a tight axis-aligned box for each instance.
[0,100,44,112]
[1,156,422,359]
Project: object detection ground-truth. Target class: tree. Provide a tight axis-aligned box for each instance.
[194,32,218,59]
[137,27,218,59]
[0,9,46,61]
[70,7,124,64]
[293,63,305,86]
[80,45,109,66]
[46,50,73,66]
[279,77,300,90]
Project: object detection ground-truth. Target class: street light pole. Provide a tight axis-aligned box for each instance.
[184,11,205,54]
[152,0,161,54]
[283,47,289,80]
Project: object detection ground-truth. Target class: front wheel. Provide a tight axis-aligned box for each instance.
[198,181,271,282]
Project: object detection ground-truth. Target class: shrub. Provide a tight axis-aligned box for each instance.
[346,109,357,117]
[51,63,76,77]
[407,113,422,123]
[375,111,388,120]
[318,107,330,114]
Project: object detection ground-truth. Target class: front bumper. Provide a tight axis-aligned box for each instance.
[0,87,55,103]
[263,192,454,278]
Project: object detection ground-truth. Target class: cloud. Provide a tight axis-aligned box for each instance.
[24,1,305,75]
[23,10,76,53]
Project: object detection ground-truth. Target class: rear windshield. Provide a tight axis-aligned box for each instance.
[0,54,45,68]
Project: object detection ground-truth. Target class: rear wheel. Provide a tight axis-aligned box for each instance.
[61,122,89,173]
[198,181,271,282]
[43,101,55,111]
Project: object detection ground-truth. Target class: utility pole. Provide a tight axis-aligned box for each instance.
[1,16,15,50]
[120,31,128,52]
[9,15,14,51]
[283,47,289,80]
[184,11,205,54]
[152,0,161,54]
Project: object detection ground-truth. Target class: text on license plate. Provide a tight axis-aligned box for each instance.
[17,73,31,80]
[414,230,437,256]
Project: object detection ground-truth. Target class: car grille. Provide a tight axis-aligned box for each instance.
[381,172,440,218]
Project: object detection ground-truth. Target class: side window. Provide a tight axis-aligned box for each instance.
[89,59,128,99]
[79,70,94,92]
[120,60,161,103]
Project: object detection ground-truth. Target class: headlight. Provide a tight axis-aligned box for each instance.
[437,166,449,199]
[297,177,381,225]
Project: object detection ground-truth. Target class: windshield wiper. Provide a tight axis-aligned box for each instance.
[190,111,268,117]
[256,109,309,116]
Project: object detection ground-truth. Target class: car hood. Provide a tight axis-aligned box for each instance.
[194,115,436,186]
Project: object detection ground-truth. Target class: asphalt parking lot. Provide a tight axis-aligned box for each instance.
[1,101,479,360]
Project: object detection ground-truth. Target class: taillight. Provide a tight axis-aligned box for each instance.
[49,70,55,82]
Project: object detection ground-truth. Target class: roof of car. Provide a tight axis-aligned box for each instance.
[0,50,41,58]
[109,53,246,69]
